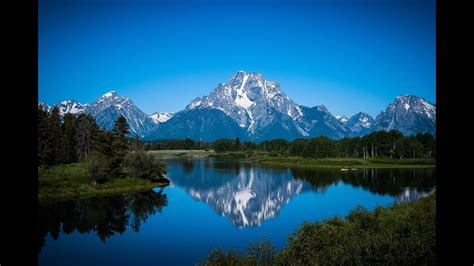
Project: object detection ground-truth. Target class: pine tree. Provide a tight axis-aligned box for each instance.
[184,138,194,150]
[110,115,130,177]
[38,107,51,165]
[234,137,241,151]
[75,114,94,160]
[112,115,130,139]
[62,113,77,163]
[49,107,64,164]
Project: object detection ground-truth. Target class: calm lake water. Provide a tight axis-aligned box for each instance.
[38,158,436,265]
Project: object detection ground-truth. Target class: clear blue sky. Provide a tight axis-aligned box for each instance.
[39,0,436,118]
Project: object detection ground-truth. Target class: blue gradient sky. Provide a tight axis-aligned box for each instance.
[39,0,435,117]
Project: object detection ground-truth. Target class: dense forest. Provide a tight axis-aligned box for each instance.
[38,106,164,183]
[145,131,435,159]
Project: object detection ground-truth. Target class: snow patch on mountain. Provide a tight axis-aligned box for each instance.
[183,71,307,139]
[335,115,348,124]
[345,112,375,136]
[150,112,175,124]
[56,100,87,116]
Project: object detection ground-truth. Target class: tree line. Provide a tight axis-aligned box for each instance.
[38,106,164,183]
[144,138,210,150]
[145,130,435,159]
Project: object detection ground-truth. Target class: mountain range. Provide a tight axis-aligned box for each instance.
[39,71,436,141]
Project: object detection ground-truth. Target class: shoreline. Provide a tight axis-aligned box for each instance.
[38,163,168,205]
[148,150,436,169]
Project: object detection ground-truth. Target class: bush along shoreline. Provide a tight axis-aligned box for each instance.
[202,193,436,265]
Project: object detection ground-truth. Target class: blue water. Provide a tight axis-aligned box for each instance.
[38,158,436,265]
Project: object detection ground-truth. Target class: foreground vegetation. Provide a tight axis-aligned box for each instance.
[38,107,167,202]
[38,163,166,203]
[203,193,436,265]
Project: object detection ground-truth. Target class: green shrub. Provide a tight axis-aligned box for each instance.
[204,249,241,266]
[125,151,166,179]
[228,152,247,158]
[202,240,276,266]
[275,194,436,265]
[269,151,280,157]
[86,151,109,184]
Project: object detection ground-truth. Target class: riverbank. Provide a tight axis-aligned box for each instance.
[39,163,167,204]
[146,150,435,168]
[249,155,436,169]
[204,193,436,265]
[204,151,435,168]
[148,149,215,158]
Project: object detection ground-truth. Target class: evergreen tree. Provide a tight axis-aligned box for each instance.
[62,113,77,163]
[184,138,194,150]
[38,107,51,166]
[110,115,130,177]
[214,139,234,152]
[234,137,241,151]
[75,114,94,160]
[112,115,130,139]
[49,107,64,164]
[130,136,144,151]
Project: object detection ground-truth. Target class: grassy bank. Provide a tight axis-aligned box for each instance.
[148,150,216,158]
[209,152,436,168]
[39,163,167,204]
[147,149,435,168]
[203,193,436,265]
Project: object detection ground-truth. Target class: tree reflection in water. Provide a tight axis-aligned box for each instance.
[38,189,168,252]
[165,158,435,228]
[290,167,436,197]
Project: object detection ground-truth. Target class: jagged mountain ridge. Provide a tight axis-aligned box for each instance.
[153,71,350,141]
[345,112,376,136]
[86,91,157,137]
[183,71,307,139]
[39,91,158,138]
[39,71,436,140]
[374,95,436,136]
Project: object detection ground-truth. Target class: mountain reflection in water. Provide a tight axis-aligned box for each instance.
[165,158,436,228]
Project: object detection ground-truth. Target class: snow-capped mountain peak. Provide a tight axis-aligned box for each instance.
[56,100,87,116]
[335,115,348,124]
[354,112,373,128]
[38,102,52,112]
[150,112,175,124]
[95,90,129,104]
[87,91,156,137]
[393,95,435,118]
[39,73,436,140]
[184,71,304,136]
[41,91,157,138]
[102,90,117,98]
[374,95,436,136]
[345,112,375,136]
